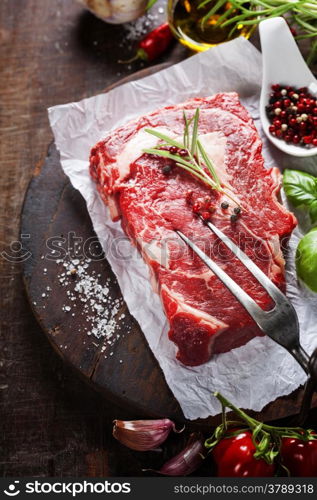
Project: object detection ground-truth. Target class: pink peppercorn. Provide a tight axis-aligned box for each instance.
[266,84,317,148]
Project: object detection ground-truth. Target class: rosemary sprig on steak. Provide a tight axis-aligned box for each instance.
[143,108,239,205]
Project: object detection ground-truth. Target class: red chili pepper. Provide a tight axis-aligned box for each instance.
[120,23,174,64]
[212,429,276,477]
[281,436,317,477]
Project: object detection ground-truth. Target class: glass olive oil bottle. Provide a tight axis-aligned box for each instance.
[168,0,254,52]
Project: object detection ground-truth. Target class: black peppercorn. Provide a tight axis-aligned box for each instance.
[221,201,229,209]
[162,164,172,174]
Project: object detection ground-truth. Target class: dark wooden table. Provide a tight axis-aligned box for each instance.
[0,0,188,477]
[1,0,316,478]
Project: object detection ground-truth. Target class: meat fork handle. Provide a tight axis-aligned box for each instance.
[308,346,317,385]
[293,377,315,426]
[290,345,310,375]
[294,347,317,426]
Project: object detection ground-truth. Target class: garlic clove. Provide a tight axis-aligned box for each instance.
[156,433,206,476]
[113,419,182,451]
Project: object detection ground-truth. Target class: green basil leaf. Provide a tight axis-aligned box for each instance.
[296,228,317,293]
[310,200,317,225]
[283,169,317,209]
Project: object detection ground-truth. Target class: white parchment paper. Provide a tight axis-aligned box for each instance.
[48,37,317,420]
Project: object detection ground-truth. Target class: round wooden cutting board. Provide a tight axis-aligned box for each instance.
[21,65,315,427]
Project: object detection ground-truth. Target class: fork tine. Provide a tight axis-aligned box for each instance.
[176,230,264,320]
[204,219,286,304]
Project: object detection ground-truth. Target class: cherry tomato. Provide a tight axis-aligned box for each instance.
[212,430,275,477]
[281,437,317,477]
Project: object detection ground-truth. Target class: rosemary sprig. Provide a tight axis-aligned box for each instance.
[191,108,200,156]
[143,110,241,207]
[197,139,221,188]
[183,111,194,149]
[143,146,203,174]
[144,129,184,149]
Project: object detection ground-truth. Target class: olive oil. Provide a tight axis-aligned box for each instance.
[168,0,254,52]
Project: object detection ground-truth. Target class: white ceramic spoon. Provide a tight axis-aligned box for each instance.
[259,17,317,158]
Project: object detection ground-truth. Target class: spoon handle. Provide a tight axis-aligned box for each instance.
[259,17,316,89]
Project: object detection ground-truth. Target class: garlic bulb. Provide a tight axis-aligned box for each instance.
[76,0,148,24]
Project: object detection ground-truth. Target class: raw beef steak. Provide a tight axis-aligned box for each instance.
[90,93,296,366]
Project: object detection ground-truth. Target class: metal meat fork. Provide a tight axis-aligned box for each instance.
[177,219,317,423]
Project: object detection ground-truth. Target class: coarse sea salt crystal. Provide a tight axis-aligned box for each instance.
[48,255,125,347]
[38,255,126,354]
